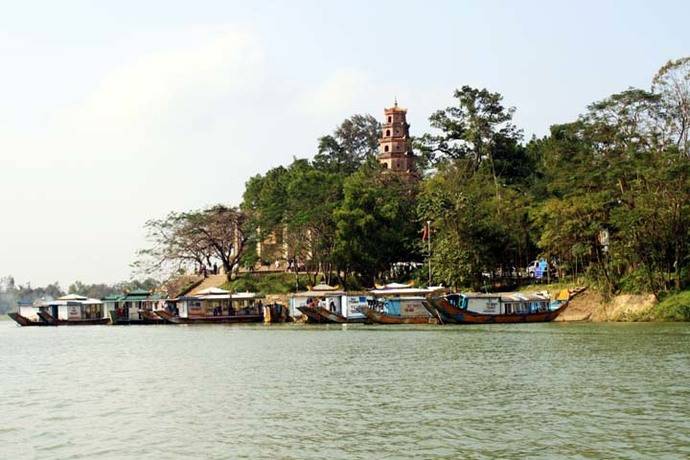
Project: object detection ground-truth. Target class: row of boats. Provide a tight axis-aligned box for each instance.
[8,283,584,327]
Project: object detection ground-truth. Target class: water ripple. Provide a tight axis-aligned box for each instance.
[0,322,688,458]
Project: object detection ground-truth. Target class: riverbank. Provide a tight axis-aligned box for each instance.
[523,284,690,322]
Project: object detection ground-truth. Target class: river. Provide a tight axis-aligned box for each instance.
[1,320,689,459]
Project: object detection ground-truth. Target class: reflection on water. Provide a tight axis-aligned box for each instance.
[1,321,689,459]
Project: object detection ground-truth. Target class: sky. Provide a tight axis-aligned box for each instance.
[1,0,688,287]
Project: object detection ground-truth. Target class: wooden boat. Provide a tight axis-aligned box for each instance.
[155,289,267,324]
[361,305,439,324]
[32,294,112,326]
[290,284,368,324]
[427,288,585,324]
[297,305,366,324]
[106,291,166,325]
[155,309,263,324]
[37,310,111,326]
[8,312,51,327]
[362,285,446,325]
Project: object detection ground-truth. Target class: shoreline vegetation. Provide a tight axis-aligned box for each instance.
[4,58,690,323]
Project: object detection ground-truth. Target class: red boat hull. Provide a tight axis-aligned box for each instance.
[427,290,584,324]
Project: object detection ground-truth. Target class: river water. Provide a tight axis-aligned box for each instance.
[1,320,689,459]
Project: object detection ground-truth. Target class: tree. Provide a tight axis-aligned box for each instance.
[333,160,420,285]
[313,114,381,174]
[418,161,532,289]
[652,57,690,156]
[136,205,247,282]
[419,86,523,165]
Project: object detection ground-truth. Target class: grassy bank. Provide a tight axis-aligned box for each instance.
[221,273,315,294]
[631,290,690,321]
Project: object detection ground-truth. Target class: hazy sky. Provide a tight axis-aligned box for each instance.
[1,0,688,287]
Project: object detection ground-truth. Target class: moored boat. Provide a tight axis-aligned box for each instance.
[290,284,368,323]
[8,300,53,326]
[8,312,49,326]
[155,288,268,324]
[361,284,447,325]
[427,288,584,324]
[35,295,111,325]
[105,290,166,325]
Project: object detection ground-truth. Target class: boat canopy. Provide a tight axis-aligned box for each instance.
[180,291,265,301]
[370,286,445,296]
[47,296,102,306]
[290,289,346,297]
[57,294,88,301]
[231,291,265,299]
[461,292,549,301]
[196,287,230,296]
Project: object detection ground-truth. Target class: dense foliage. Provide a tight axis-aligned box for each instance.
[242,58,690,296]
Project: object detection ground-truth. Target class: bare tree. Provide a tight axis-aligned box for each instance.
[134,205,247,282]
[653,57,690,156]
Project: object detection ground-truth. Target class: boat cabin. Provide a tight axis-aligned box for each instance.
[106,290,164,322]
[445,292,551,315]
[45,294,107,321]
[175,288,265,319]
[288,284,368,321]
[368,285,444,318]
[16,299,43,322]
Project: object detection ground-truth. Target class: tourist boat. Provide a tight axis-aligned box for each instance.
[155,288,271,324]
[35,294,111,326]
[105,290,166,325]
[8,300,53,326]
[290,284,369,323]
[427,288,583,324]
[361,284,447,324]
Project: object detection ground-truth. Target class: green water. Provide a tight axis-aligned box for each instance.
[1,321,689,459]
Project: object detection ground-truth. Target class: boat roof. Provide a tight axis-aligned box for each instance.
[57,294,88,301]
[83,298,103,305]
[197,287,230,295]
[102,294,124,301]
[179,291,265,301]
[370,286,444,296]
[232,291,265,299]
[460,292,549,301]
[291,290,346,297]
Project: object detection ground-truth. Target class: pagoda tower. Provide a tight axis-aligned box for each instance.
[378,100,415,174]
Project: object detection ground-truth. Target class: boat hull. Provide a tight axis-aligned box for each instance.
[428,297,567,324]
[37,310,111,326]
[8,312,51,327]
[297,306,365,324]
[155,309,264,324]
[110,310,166,325]
[361,306,439,325]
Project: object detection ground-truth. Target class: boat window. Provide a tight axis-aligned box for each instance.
[505,303,512,314]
